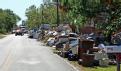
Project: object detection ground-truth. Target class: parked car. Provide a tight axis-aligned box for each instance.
[15,29,23,36]
[11,29,16,34]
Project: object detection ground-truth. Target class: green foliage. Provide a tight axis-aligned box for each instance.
[94,1,121,35]
[62,0,121,35]
[0,9,20,33]
[84,65,117,71]
[42,5,57,25]
[26,0,121,35]
[25,5,39,29]
[59,0,87,26]
[25,5,57,29]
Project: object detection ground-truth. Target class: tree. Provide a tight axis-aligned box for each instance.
[59,0,121,34]
[25,4,58,28]
[0,9,20,33]
[26,0,121,37]
[26,5,41,29]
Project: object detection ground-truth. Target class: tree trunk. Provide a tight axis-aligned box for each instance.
[106,31,113,45]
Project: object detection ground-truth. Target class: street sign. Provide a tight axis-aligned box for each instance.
[105,46,121,53]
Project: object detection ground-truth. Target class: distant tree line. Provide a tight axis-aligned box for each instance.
[0,9,21,33]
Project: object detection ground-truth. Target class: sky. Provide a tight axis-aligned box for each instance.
[0,0,43,25]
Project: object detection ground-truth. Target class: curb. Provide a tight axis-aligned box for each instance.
[55,54,80,71]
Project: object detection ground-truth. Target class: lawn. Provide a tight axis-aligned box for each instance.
[0,34,5,39]
[83,65,118,71]
[66,60,119,71]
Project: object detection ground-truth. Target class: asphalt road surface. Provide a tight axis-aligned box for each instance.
[0,34,78,71]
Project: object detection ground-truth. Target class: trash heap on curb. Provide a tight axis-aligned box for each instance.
[31,24,118,67]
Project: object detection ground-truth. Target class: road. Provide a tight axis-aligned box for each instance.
[0,34,78,71]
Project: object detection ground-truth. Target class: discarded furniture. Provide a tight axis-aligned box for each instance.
[55,35,69,48]
[60,43,70,57]
[55,35,69,55]
[69,38,78,54]
[82,53,95,67]
[78,39,94,59]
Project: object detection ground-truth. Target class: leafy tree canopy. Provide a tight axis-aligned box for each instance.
[0,9,21,33]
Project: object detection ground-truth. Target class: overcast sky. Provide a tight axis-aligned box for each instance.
[0,0,43,24]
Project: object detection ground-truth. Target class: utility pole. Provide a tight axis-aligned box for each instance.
[41,4,44,24]
[43,0,59,26]
[56,0,59,26]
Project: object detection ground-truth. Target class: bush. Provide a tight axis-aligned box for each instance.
[0,29,6,34]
